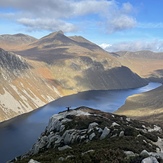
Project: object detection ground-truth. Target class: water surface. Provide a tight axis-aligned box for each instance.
[0,82,161,163]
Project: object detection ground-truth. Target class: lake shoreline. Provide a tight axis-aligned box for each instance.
[0,82,162,163]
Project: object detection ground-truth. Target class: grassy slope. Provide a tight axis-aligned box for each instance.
[116,86,163,127]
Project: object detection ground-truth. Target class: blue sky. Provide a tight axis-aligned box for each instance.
[0,0,163,52]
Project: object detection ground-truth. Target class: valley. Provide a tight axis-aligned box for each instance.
[0,31,148,122]
[0,31,163,163]
[0,82,161,163]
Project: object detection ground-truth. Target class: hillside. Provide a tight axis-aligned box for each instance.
[0,33,37,51]
[0,48,61,122]
[15,31,147,91]
[113,50,163,130]
[112,51,163,82]
[115,85,163,128]
[0,31,148,122]
[12,107,163,163]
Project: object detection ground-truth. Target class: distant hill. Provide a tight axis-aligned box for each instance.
[112,50,163,82]
[12,107,163,163]
[0,33,37,51]
[115,85,163,128]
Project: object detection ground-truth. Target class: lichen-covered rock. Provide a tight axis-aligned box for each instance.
[88,122,99,130]
[28,159,40,163]
[141,156,159,163]
[100,127,110,140]
[89,133,96,140]
[58,145,72,151]
[140,150,150,157]
[119,131,124,137]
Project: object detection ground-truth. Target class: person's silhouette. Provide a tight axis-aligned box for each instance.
[66,106,71,111]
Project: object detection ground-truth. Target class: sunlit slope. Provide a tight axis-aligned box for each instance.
[112,51,163,82]
[16,31,147,92]
[115,85,163,127]
[0,48,60,122]
[0,33,37,51]
[0,31,148,122]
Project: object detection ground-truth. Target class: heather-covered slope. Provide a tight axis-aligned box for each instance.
[13,107,163,163]
[116,85,163,127]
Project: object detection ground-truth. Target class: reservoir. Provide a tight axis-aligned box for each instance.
[0,82,162,163]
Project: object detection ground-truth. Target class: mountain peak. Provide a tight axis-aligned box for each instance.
[45,30,64,38]
[57,30,64,34]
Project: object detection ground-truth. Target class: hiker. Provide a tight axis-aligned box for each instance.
[66,106,71,111]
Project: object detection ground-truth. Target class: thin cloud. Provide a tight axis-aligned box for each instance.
[100,40,163,52]
[138,22,163,29]
[0,0,137,33]
[109,15,137,32]
[17,18,77,32]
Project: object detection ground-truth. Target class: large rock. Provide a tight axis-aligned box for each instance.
[141,156,159,163]
[100,127,110,140]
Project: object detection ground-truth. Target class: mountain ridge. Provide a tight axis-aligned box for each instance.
[0,33,37,51]
[112,51,163,81]
[0,31,148,122]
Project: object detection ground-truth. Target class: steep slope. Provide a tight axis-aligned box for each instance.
[112,51,163,82]
[15,31,147,93]
[12,107,163,163]
[0,48,61,122]
[115,85,163,127]
[0,33,37,51]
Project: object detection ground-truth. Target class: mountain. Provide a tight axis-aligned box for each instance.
[0,31,147,122]
[0,48,61,122]
[11,107,163,163]
[115,85,163,128]
[0,33,37,51]
[112,51,163,82]
[15,31,147,91]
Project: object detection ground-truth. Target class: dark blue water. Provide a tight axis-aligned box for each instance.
[0,82,161,163]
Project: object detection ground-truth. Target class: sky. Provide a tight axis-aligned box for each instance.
[0,0,163,52]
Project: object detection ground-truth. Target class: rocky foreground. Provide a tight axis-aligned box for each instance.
[11,107,163,163]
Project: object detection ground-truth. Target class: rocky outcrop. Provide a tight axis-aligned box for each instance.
[13,107,163,163]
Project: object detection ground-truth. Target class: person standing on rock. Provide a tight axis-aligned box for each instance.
[66,106,71,111]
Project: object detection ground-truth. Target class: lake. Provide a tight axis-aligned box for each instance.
[0,82,161,163]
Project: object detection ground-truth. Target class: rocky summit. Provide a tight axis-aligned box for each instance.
[12,107,163,163]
